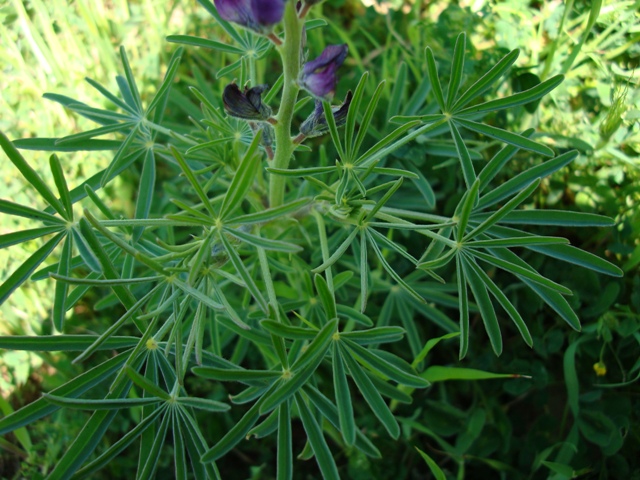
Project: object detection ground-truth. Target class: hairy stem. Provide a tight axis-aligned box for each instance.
[268,2,304,208]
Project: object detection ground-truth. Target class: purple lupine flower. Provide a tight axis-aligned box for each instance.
[299,91,353,138]
[215,0,285,34]
[223,83,273,121]
[299,44,348,100]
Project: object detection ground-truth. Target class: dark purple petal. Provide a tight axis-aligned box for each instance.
[215,0,253,26]
[299,44,348,99]
[251,0,285,26]
[223,83,272,121]
[299,91,352,138]
[302,44,348,76]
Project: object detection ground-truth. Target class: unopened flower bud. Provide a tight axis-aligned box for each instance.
[223,83,272,122]
[299,91,353,138]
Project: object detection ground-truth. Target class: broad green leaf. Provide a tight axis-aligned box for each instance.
[343,338,428,388]
[478,150,578,210]
[133,149,156,242]
[449,120,476,188]
[314,273,337,320]
[332,344,355,446]
[464,179,540,240]
[528,244,623,277]
[0,352,128,435]
[346,72,369,160]
[425,47,446,111]
[323,100,345,161]
[277,401,293,480]
[171,146,217,218]
[146,47,183,116]
[43,394,161,410]
[201,383,277,463]
[0,131,68,218]
[446,32,466,110]
[296,394,340,479]
[457,75,564,116]
[491,210,614,227]
[412,332,460,368]
[0,232,65,306]
[218,231,268,312]
[259,319,337,413]
[229,197,312,225]
[341,347,399,439]
[470,249,573,295]
[416,448,446,480]
[220,131,262,219]
[72,406,165,479]
[192,367,281,383]
[52,235,72,331]
[49,154,73,219]
[303,386,381,458]
[456,178,481,240]
[452,49,519,111]
[224,227,302,253]
[455,118,554,157]
[175,397,230,412]
[353,80,385,157]
[0,226,63,249]
[0,335,138,351]
[477,129,534,191]
[465,257,533,347]
[0,199,65,224]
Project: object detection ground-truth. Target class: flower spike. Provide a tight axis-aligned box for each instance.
[215,0,286,35]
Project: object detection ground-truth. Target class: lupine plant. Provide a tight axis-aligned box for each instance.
[0,0,624,478]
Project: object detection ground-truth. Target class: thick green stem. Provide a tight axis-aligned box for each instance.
[268,3,303,208]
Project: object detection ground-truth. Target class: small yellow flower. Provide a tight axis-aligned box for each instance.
[593,361,607,377]
[146,338,158,350]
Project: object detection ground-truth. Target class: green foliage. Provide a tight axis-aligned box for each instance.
[1,0,638,478]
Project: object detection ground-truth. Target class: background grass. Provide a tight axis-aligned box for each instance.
[1,0,639,478]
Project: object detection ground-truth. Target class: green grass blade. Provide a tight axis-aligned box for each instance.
[495,210,615,227]
[355,121,420,167]
[146,47,184,116]
[175,397,230,412]
[365,177,403,221]
[0,226,63,249]
[311,227,358,274]
[100,124,141,188]
[314,274,337,320]
[387,62,407,120]
[171,146,217,218]
[353,80,385,157]
[0,335,137,352]
[477,129,534,191]
[260,320,318,340]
